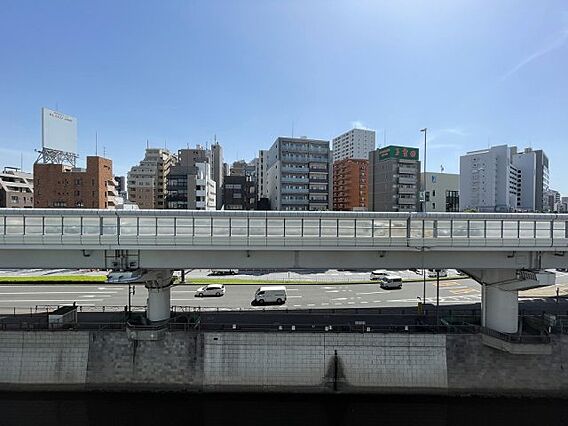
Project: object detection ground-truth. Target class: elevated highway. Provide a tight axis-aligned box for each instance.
[0,209,564,332]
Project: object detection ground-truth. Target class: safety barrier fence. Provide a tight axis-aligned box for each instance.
[1,210,567,248]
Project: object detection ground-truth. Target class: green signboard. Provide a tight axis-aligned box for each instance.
[378,145,419,161]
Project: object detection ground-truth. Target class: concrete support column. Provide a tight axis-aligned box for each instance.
[482,285,518,333]
[142,269,173,322]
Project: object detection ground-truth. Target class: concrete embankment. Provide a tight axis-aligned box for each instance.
[0,331,567,395]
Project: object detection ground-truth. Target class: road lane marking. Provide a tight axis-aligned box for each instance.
[450,288,479,294]
[287,295,302,298]
[331,297,348,301]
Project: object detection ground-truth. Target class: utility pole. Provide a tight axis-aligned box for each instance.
[420,128,427,309]
[436,269,440,327]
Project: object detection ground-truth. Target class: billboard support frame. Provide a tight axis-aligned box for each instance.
[35,147,78,167]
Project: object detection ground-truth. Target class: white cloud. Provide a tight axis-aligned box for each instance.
[350,120,373,131]
[502,28,568,80]
[426,127,468,146]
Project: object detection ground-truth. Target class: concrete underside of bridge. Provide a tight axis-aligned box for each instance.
[0,248,562,333]
[0,248,566,270]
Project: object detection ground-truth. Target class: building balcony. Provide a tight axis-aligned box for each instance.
[398,176,417,185]
[281,166,308,173]
[281,156,309,163]
[399,166,417,174]
[399,186,416,194]
[282,187,309,194]
[281,198,309,205]
[281,177,309,184]
[398,197,417,205]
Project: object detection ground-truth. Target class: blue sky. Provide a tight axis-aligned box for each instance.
[1,1,567,191]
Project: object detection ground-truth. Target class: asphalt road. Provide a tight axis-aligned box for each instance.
[1,271,568,313]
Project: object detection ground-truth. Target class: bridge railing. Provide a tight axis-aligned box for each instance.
[0,209,567,248]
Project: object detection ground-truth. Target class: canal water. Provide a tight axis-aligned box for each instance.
[0,393,566,426]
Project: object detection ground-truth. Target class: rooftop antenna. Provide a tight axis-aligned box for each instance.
[440,164,445,173]
[146,139,149,149]
[103,146,106,157]
[95,132,98,156]
[20,153,23,172]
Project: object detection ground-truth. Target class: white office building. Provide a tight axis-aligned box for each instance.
[460,145,549,212]
[420,172,460,212]
[332,128,375,162]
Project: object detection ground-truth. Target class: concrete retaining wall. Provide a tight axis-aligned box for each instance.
[0,330,566,395]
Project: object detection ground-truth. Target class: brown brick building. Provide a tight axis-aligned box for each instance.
[34,156,116,208]
[333,158,368,211]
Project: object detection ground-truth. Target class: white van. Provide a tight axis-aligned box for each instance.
[370,269,390,280]
[254,286,287,305]
[379,275,403,289]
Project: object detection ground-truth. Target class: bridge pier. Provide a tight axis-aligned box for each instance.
[465,269,555,334]
[483,285,518,333]
[139,269,173,322]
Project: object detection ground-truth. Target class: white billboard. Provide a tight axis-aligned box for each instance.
[42,107,77,154]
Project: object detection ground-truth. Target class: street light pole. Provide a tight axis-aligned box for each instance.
[420,128,427,309]
[436,269,440,327]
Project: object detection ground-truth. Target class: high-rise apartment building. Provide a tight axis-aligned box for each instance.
[460,145,549,212]
[511,147,549,211]
[255,150,269,199]
[420,172,460,212]
[368,145,420,212]
[332,128,376,162]
[266,137,331,211]
[128,148,176,209]
[0,168,34,208]
[34,156,115,208]
[166,147,216,210]
[211,142,224,209]
[333,159,368,211]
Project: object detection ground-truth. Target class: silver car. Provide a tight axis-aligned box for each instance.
[195,284,226,297]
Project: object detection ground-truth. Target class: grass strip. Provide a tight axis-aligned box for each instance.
[0,275,107,283]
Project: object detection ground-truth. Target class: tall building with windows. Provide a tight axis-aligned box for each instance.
[511,147,549,212]
[420,172,460,212]
[0,168,34,208]
[266,137,331,211]
[211,142,224,210]
[332,128,375,162]
[127,148,176,209]
[34,156,115,209]
[255,150,269,199]
[368,145,420,212]
[460,145,549,212]
[333,159,368,211]
[223,175,256,210]
[166,147,216,210]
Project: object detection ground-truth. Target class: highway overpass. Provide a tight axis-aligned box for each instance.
[0,209,564,332]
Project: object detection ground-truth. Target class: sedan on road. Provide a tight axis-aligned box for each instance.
[195,284,226,297]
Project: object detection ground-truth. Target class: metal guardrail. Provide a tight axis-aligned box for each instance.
[480,327,551,344]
